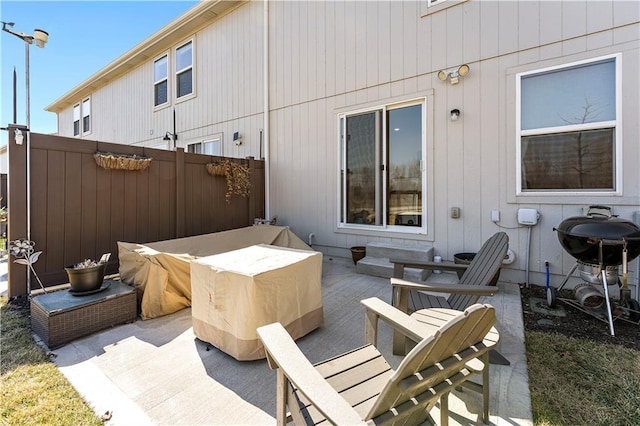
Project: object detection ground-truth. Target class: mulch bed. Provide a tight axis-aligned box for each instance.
[520,284,639,351]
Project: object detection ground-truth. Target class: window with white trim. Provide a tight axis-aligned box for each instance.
[176,41,193,99]
[82,97,91,134]
[154,54,168,107]
[339,100,426,232]
[188,136,221,156]
[517,55,619,193]
[73,104,80,136]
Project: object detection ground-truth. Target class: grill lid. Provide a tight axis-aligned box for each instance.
[554,210,640,266]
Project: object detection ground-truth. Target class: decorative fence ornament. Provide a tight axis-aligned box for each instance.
[9,238,47,293]
[205,159,251,203]
[94,152,152,171]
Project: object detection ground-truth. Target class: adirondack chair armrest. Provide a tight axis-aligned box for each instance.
[256,323,367,426]
[361,297,435,345]
[390,258,469,273]
[391,278,500,296]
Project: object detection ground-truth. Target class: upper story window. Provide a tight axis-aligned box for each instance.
[176,41,193,99]
[516,55,620,194]
[154,55,168,107]
[82,97,91,134]
[338,99,427,233]
[73,104,80,136]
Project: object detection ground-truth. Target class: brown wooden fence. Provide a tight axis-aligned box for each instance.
[1,173,6,209]
[7,127,264,296]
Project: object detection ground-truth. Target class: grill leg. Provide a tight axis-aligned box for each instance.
[601,270,615,336]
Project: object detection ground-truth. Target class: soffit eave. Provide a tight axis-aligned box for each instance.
[45,0,244,113]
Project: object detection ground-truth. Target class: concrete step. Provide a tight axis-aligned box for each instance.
[365,241,433,263]
[355,242,434,280]
[356,256,427,280]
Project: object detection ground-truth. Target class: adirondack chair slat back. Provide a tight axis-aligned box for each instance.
[448,232,509,310]
[365,304,496,423]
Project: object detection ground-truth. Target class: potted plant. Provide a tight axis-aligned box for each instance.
[350,246,366,265]
[206,159,251,203]
[65,253,111,293]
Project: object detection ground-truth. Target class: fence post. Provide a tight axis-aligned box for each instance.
[7,125,29,297]
[176,148,185,238]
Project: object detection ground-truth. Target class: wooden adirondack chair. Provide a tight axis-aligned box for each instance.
[390,232,508,356]
[257,302,497,426]
[361,297,500,424]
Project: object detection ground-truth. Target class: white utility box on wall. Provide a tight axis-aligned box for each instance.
[518,208,540,226]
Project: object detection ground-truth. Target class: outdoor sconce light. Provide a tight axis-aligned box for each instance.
[163,131,177,149]
[14,128,24,145]
[234,131,242,146]
[450,109,460,121]
[437,64,470,85]
[163,131,177,141]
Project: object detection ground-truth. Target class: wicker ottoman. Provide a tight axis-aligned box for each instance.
[31,280,137,348]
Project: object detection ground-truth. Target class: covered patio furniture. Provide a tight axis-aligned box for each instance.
[389,232,508,355]
[191,244,323,361]
[118,225,312,319]
[257,301,498,426]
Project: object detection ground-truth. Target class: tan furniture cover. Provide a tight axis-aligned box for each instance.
[118,226,313,319]
[191,244,323,361]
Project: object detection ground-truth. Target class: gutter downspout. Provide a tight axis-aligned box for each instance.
[263,0,271,220]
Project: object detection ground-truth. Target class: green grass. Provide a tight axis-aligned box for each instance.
[525,330,640,426]
[1,296,101,426]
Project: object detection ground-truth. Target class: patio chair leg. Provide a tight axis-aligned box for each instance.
[440,392,449,426]
[482,352,490,424]
[276,370,288,426]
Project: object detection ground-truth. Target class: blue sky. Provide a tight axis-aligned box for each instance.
[1,1,198,136]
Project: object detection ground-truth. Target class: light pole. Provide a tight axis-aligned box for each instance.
[2,22,48,293]
[2,22,49,130]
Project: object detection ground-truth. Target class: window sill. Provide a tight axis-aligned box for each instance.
[336,224,431,241]
[511,192,629,206]
[153,102,171,113]
[421,0,468,17]
[176,92,196,104]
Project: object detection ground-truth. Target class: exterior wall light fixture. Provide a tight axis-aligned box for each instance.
[14,127,24,144]
[450,109,460,121]
[437,64,470,85]
[163,131,178,149]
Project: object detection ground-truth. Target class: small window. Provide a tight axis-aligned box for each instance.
[188,137,221,156]
[73,104,80,136]
[517,56,619,193]
[154,55,168,107]
[176,41,193,98]
[82,98,91,134]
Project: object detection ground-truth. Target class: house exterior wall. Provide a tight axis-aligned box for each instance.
[50,0,640,288]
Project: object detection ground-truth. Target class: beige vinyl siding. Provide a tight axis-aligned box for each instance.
[50,0,639,288]
[56,1,264,154]
[266,0,639,287]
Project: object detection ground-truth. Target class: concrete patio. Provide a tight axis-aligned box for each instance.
[6,255,533,425]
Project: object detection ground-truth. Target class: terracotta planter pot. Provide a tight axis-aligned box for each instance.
[350,246,366,265]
